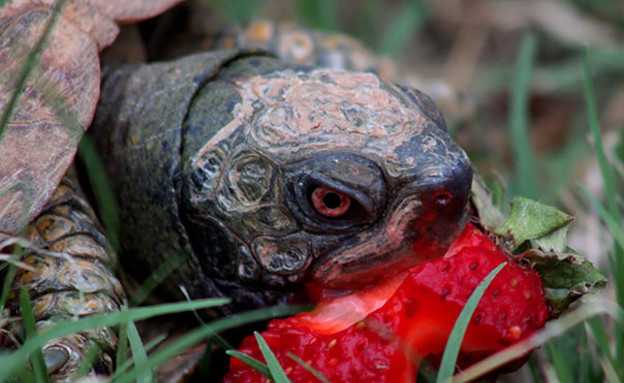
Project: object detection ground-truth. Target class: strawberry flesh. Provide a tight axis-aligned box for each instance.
[224,224,550,382]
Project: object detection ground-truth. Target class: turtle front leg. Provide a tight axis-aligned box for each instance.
[1,175,125,382]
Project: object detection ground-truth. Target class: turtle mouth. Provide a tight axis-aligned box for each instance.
[309,164,472,290]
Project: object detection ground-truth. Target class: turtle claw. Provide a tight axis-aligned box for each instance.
[43,346,70,374]
[41,333,114,382]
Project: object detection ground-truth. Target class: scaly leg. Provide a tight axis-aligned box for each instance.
[1,174,125,382]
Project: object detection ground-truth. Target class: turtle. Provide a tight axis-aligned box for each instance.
[0,1,472,381]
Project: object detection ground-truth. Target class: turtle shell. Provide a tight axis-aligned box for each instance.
[0,0,180,240]
[90,49,472,313]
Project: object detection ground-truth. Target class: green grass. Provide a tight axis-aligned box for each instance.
[19,289,50,383]
[436,263,506,383]
[78,136,121,253]
[509,32,538,200]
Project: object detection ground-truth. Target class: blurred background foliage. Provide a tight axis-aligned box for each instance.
[199,1,624,382]
[201,0,624,264]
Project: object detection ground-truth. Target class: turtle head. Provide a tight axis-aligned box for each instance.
[181,58,472,295]
[93,52,471,310]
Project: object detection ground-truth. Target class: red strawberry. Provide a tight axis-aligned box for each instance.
[224,224,549,382]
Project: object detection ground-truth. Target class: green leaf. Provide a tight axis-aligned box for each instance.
[437,263,506,383]
[534,226,570,254]
[495,196,574,250]
[225,350,271,378]
[254,331,292,383]
[523,249,607,316]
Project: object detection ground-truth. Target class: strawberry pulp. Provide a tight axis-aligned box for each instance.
[224,224,550,382]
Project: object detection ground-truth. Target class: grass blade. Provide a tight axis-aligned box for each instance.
[583,50,620,221]
[19,288,51,383]
[587,317,620,373]
[527,355,542,383]
[509,32,538,199]
[454,299,624,383]
[78,135,120,252]
[0,263,17,311]
[0,0,66,142]
[580,187,624,252]
[598,353,623,383]
[75,343,104,378]
[436,262,506,383]
[192,339,214,381]
[378,0,426,58]
[583,48,624,364]
[115,322,129,377]
[113,305,305,383]
[110,334,166,380]
[287,352,331,383]
[0,179,19,201]
[545,341,574,383]
[179,286,233,351]
[0,298,229,380]
[126,321,151,383]
[254,331,292,383]
[295,0,337,30]
[225,350,271,378]
[210,0,266,23]
[129,255,183,306]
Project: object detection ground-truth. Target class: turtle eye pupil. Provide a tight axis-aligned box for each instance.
[311,187,351,217]
[323,193,342,209]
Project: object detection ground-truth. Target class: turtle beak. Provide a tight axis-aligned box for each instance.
[310,156,472,289]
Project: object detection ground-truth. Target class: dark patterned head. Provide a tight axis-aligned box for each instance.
[93,51,472,311]
[181,56,472,292]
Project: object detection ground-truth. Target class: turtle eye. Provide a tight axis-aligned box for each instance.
[311,186,351,217]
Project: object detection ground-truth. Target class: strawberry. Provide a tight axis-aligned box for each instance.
[223,224,550,382]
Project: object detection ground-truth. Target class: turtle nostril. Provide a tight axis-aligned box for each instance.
[421,160,472,213]
[435,192,451,206]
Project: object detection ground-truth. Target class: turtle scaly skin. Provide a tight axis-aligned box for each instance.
[3,174,124,380]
